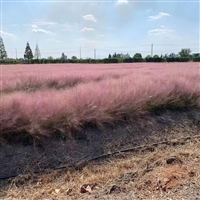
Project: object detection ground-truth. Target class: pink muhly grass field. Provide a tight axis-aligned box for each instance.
[1,63,200,139]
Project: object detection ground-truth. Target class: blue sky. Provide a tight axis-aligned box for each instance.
[1,0,199,59]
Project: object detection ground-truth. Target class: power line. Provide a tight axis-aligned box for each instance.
[5,44,199,59]
[5,45,198,52]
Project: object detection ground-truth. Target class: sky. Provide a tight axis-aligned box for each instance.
[1,0,199,59]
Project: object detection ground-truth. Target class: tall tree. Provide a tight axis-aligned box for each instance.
[113,52,117,58]
[0,36,7,59]
[61,53,66,59]
[34,43,41,59]
[24,42,33,60]
[179,48,191,58]
[71,56,77,59]
[133,53,143,62]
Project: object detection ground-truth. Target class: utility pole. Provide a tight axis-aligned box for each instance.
[80,47,81,59]
[151,44,153,57]
[15,48,17,59]
[94,49,96,59]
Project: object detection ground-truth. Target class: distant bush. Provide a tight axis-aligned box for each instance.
[123,57,133,63]
[133,53,143,62]
[179,57,191,62]
[166,57,179,62]
[0,59,20,64]
[193,56,200,62]
[103,58,122,63]
[153,55,162,62]
[145,55,154,62]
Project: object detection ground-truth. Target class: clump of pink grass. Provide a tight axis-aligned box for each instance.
[1,63,200,140]
[0,64,134,92]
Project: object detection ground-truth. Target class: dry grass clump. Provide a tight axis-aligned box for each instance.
[1,136,200,200]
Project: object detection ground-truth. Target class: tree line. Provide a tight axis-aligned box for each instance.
[0,37,200,64]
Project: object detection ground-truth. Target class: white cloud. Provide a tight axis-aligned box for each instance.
[148,12,171,21]
[47,39,63,43]
[31,24,38,29]
[32,28,54,35]
[148,25,174,36]
[23,20,56,35]
[0,30,17,39]
[23,20,57,28]
[32,20,57,27]
[82,14,97,22]
[81,27,94,32]
[116,0,128,4]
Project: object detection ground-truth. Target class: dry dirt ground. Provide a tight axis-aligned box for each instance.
[1,135,200,200]
[0,109,200,200]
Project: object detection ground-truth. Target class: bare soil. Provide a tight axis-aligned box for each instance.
[0,109,200,199]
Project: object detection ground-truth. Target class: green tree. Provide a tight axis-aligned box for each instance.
[145,55,153,62]
[71,56,77,59]
[24,42,33,60]
[108,54,111,59]
[133,53,143,62]
[133,53,142,58]
[179,48,191,58]
[0,36,7,60]
[46,56,54,63]
[193,55,200,62]
[48,56,53,59]
[169,53,176,58]
[61,53,67,63]
[153,55,161,62]
[164,54,168,59]
[61,53,65,59]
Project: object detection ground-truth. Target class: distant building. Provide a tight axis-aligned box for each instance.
[116,53,130,59]
[122,53,130,59]
[168,53,179,58]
